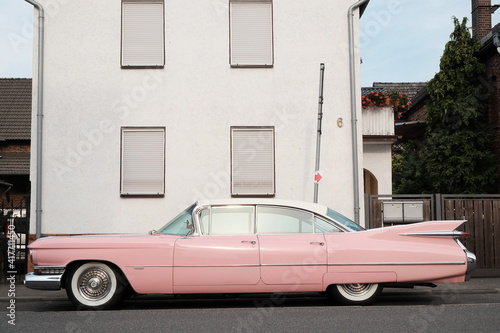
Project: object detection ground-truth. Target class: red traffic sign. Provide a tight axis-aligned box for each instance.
[314,171,323,183]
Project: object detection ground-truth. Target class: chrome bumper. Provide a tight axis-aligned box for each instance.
[465,249,476,281]
[24,272,63,290]
[455,239,476,281]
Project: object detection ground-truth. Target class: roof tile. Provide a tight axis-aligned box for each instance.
[0,78,32,141]
[0,152,30,175]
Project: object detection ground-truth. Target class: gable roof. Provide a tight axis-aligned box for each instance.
[372,82,427,101]
[361,86,384,96]
[0,78,32,141]
[0,152,30,175]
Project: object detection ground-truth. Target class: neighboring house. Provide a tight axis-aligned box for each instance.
[475,1,500,193]
[0,78,31,205]
[393,84,428,149]
[361,104,395,196]
[361,82,427,196]
[392,1,500,192]
[381,82,429,151]
[372,82,427,102]
[27,0,373,235]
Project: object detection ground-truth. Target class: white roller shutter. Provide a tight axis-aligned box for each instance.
[121,128,165,195]
[231,127,275,195]
[230,1,273,66]
[122,1,164,67]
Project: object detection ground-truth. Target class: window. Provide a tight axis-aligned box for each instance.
[121,127,165,195]
[327,208,365,231]
[121,0,165,68]
[158,204,195,235]
[229,0,273,67]
[231,127,275,196]
[314,217,343,233]
[200,206,255,235]
[257,206,314,234]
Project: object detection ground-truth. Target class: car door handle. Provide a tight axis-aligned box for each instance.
[310,242,325,246]
[241,240,257,247]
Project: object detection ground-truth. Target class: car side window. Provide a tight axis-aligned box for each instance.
[257,206,314,234]
[314,216,343,233]
[200,206,255,235]
[158,204,195,235]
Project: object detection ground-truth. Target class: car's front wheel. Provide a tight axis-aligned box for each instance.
[328,283,383,305]
[66,262,124,310]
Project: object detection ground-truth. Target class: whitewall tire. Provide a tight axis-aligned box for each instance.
[66,262,124,310]
[328,283,383,305]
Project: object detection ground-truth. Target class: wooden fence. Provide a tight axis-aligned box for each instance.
[366,194,500,275]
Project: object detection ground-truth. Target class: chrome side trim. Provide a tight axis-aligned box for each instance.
[401,231,465,237]
[260,263,325,267]
[24,272,63,290]
[126,265,173,268]
[328,261,465,266]
[128,262,465,269]
[174,264,260,268]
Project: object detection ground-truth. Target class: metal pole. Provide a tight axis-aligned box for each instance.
[314,63,325,203]
[25,0,45,238]
[348,0,370,223]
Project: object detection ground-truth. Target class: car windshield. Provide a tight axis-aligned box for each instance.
[157,204,195,235]
[326,208,365,231]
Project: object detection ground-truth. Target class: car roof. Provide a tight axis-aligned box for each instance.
[195,198,329,216]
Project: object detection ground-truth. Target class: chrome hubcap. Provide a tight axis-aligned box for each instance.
[341,283,373,297]
[78,267,111,301]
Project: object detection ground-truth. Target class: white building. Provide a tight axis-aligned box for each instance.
[27,0,391,235]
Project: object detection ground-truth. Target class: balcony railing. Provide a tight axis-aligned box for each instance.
[362,106,394,136]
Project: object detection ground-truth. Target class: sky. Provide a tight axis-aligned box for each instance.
[0,0,34,78]
[360,0,499,86]
[0,1,499,85]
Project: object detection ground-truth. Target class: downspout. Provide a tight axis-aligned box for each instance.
[348,0,369,224]
[313,63,325,203]
[25,0,44,239]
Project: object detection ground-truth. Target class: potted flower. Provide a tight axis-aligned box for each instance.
[362,91,412,120]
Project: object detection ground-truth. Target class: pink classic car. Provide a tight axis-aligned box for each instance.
[24,199,476,309]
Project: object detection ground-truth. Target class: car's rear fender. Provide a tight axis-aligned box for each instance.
[324,220,472,284]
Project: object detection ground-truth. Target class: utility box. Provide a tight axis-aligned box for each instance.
[382,201,424,224]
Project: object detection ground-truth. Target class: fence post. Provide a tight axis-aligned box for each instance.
[364,194,371,229]
[435,193,442,220]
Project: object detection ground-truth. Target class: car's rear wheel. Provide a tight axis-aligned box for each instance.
[66,262,124,310]
[328,283,383,305]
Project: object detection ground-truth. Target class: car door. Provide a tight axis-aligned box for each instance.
[257,206,327,287]
[173,205,260,289]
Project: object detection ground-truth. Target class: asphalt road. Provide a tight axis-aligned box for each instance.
[2,290,500,333]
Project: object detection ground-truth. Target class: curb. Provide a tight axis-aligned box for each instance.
[0,296,68,302]
[383,288,499,296]
[1,289,498,303]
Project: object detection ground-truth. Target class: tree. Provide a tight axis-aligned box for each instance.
[393,17,497,194]
[392,141,428,194]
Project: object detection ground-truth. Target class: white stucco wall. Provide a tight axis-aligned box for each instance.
[361,106,394,195]
[363,144,393,195]
[29,0,366,234]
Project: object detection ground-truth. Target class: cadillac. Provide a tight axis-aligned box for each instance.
[24,199,476,309]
